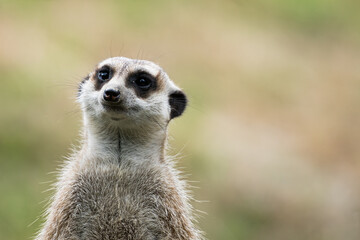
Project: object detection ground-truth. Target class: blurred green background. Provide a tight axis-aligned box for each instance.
[1,0,360,239]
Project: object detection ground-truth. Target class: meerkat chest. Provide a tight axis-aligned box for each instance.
[64,164,174,240]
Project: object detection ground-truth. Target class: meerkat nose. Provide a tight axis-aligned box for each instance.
[103,89,121,103]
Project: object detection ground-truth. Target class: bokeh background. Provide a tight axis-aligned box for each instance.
[1,0,360,239]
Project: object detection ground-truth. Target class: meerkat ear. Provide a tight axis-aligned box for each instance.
[78,75,90,98]
[169,90,187,120]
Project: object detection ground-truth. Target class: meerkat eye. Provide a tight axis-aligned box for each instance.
[134,77,152,90]
[97,67,112,82]
[127,72,156,96]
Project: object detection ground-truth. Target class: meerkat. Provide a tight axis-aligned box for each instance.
[35,57,203,240]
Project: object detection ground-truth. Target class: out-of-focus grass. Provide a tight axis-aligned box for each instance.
[1,1,360,240]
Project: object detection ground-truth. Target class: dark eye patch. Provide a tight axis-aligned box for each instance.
[126,71,158,98]
[94,65,114,91]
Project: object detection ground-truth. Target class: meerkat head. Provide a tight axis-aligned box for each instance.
[78,57,187,130]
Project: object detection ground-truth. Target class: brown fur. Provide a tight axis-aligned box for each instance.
[37,159,200,240]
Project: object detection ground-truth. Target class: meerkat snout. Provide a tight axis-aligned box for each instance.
[103,88,121,103]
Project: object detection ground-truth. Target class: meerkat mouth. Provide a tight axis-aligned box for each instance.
[110,116,126,121]
[102,103,126,112]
